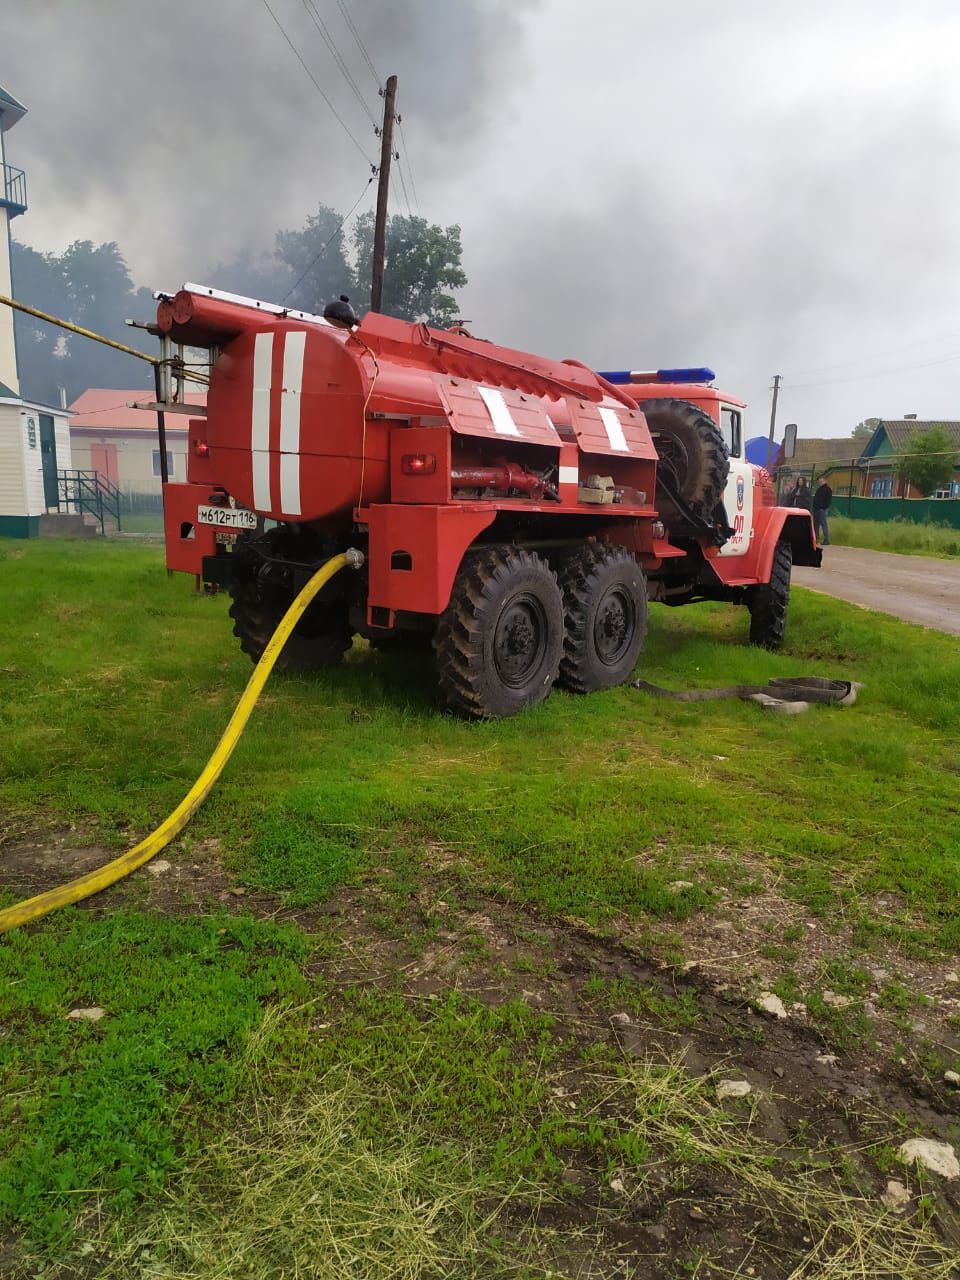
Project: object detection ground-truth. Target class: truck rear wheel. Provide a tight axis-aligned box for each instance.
[557,544,648,692]
[639,397,730,523]
[748,540,792,649]
[435,546,563,719]
[228,530,354,671]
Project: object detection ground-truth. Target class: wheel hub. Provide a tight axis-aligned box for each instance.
[594,587,635,665]
[494,596,548,687]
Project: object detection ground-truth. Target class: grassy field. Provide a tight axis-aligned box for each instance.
[2,539,960,1277]
[115,511,164,535]
[829,514,960,558]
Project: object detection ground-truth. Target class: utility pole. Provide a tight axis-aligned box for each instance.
[766,374,781,470]
[371,74,397,313]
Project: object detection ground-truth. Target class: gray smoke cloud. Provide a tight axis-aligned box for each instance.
[3,0,960,437]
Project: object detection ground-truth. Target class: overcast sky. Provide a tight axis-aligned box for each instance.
[3,0,960,441]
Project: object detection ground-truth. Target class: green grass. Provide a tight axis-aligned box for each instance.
[829,514,960,558]
[0,908,309,1247]
[73,1030,960,1280]
[115,511,164,535]
[2,539,960,947]
[3,536,960,1274]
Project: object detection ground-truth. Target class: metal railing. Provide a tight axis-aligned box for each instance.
[1,163,27,214]
[56,469,122,535]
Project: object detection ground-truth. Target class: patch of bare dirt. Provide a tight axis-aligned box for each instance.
[4,829,960,1277]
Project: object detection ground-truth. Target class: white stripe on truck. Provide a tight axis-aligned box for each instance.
[251,332,274,509]
[279,331,306,514]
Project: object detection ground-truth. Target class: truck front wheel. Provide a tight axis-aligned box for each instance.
[435,546,563,719]
[748,540,792,649]
[557,544,648,692]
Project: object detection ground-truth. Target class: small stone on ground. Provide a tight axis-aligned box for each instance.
[66,1007,106,1022]
[717,1079,752,1100]
[881,1179,911,1212]
[756,992,788,1019]
[821,989,852,1008]
[898,1138,960,1179]
[147,859,172,877]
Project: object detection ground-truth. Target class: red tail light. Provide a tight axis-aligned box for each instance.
[194,440,211,458]
[401,453,436,475]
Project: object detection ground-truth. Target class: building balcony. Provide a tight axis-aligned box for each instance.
[1,163,27,217]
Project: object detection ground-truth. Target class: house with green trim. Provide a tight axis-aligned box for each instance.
[858,418,960,499]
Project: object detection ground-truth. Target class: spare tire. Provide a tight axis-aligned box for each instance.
[640,398,730,525]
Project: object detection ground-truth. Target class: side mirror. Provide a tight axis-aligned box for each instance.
[782,422,798,460]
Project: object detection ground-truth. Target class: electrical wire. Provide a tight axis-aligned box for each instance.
[282,176,376,304]
[397,120,421,218]
[261,0,374,163]
[787,349,960,390]
[349,330,380,507]
[300,0,378,128]
[785,325,960,378]
[336,0,382,90]
[391,165,413,221]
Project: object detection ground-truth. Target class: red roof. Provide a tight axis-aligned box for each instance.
[69,388,207,432]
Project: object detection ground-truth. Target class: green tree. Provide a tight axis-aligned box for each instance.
[851,417,879,440]
[213,204,355,315]
[11,238,152,404]
[353,213,466,328]
[274,204,354,314]
[898,427,957,496]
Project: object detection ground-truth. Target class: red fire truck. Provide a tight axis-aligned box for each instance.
[157,285,820,718]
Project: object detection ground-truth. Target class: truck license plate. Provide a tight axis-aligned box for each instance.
[196,505,258,530]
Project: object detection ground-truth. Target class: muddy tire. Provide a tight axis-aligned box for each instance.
[434,546,563,719]
[640,397,730,522]
[228,529,353,671]
[748,540,792,650]
[557,544,648,693]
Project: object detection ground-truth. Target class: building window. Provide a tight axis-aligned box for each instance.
[870,475,893,497]
[152,450,174,478]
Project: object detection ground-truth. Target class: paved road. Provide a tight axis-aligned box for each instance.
[793,545,960,635]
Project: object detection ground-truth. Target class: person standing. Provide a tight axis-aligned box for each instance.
[792,476,814,513]
[781,477,797,506]
[813,477,832,545]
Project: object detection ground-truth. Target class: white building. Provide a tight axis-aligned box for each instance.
[0,83,72,538]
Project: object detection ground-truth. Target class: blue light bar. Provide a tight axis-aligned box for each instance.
[596,367,716,385]
[657,367,715,384]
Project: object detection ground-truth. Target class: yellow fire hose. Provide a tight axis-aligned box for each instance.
[0,550,363,936]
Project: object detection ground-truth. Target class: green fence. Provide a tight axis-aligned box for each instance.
[835,496,960,528]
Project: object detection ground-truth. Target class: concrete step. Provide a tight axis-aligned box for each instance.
[38,513,100,538]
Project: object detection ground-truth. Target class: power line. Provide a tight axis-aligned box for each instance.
[300,0,378,128]
[391,83,421,219]
[393,157,413,220]
[261,0,374,163]
[282,176,375,303]
[785,325,960,378]
[397,120,421,218]
[788,349,960,390]
[336,0,382,90]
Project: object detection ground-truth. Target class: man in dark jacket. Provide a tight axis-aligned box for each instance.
[792,476,814,513]
[812,477,832,545]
